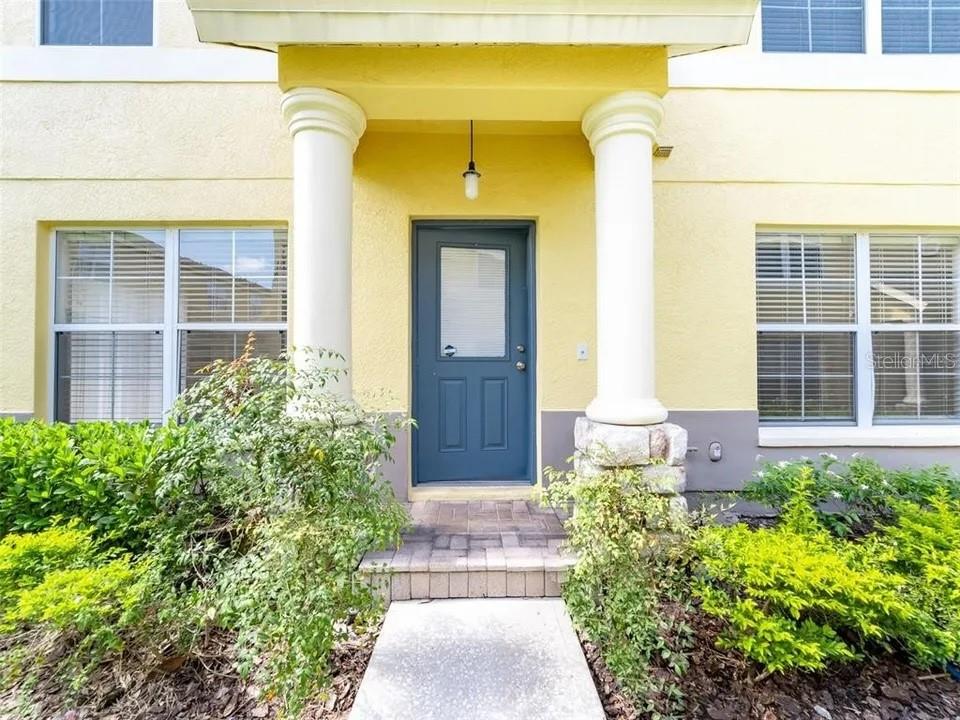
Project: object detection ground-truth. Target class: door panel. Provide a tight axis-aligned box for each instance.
[414,224,533,484]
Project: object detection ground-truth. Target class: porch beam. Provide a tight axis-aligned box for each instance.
[281,87,366,398]
[582,91,668,426]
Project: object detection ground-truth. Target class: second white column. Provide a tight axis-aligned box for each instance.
[582,91,667,426]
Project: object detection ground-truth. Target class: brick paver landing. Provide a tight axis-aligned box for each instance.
[359,501,575,603]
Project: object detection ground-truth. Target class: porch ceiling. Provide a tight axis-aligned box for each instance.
[185,0,759,56]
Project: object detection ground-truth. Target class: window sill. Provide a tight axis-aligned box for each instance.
[758,425,960,448]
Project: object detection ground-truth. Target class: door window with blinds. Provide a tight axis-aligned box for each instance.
[53,228,287,423]
[761,0,865,53]
[757,232,960,426]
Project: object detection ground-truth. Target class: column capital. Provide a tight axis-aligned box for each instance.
[281,87,367,150]
[581,90,664,154]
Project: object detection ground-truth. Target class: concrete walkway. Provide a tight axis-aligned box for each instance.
[349,598,605,720]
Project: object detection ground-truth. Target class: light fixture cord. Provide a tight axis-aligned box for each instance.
[469,120,475,164]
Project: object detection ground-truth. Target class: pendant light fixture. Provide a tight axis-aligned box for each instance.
[463,120,481,201]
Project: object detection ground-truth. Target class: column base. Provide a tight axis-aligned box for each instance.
[585,396,668,426]
[573,417,688,506]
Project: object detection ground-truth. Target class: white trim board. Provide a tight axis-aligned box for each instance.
[759,425,960,448]
[185,0,758,54]
[669,51,960,92]
[0,47,277,83]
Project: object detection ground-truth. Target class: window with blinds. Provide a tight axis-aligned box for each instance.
[756,233,857,423]
[870,235,960,422]
[883,0,960,53]
[54,230,165,423]
[757,232,960,427]
[179,330,287,390]
[761,0,865,52]
[53,228,288,423]
[42,0,153,46]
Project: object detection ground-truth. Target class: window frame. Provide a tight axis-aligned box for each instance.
[756,229,960,446]
[37,0,158,48]
[48,226,288,422]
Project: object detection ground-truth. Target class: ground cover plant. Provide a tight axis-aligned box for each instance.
[0,341,407,718]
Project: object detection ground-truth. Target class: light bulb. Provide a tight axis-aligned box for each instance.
[464,168,480,201]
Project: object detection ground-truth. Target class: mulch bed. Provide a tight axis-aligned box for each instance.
[0,626,378,720]
[584,613,960,720]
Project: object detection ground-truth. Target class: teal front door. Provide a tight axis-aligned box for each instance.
[412,223,535,485]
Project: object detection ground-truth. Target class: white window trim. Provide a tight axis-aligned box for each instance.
[759,424,960,447]
[757,229,960,447]
[48,225,288,423]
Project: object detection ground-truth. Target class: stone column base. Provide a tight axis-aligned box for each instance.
[573,417,688,512]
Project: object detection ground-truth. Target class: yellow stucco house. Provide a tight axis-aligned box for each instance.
[1,0,959,502]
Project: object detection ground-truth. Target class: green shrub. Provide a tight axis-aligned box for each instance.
[0,419,159,548]
[545,467,695,720]
[10,559,144,643]
[0,526,147,678]
[879,493,960,665]
[697,468,951,674]
[146,344,408,714]
[0,525,96,611]
[744,454,960,536]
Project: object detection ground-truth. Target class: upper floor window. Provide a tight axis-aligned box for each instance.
[41,0,153,46]
[756,231,960,426]
[761,0,866,52]
[883,0,960,53]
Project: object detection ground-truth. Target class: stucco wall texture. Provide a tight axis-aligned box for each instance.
[2,1,960,422]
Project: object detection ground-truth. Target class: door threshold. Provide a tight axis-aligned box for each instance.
[408,483,539,502]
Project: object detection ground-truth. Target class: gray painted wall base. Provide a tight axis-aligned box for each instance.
[386,410,960,504]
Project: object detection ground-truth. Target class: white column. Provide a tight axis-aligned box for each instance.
[582,91,667,426]
[281,88,366,398]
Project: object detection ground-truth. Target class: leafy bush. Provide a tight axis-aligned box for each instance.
[0,343,407,716]
[697,468,954,674]
[545,466,696,720]
[879,493,960,665]
[0,525,97,612]
[744,454,960,536]
[0,525,146,674]
[0,419,159,548]
[145,344,408,713]
[10,559,145,646]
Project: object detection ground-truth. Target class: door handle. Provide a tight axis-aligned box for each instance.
[443,345,457,357]
[515,361,527,372]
